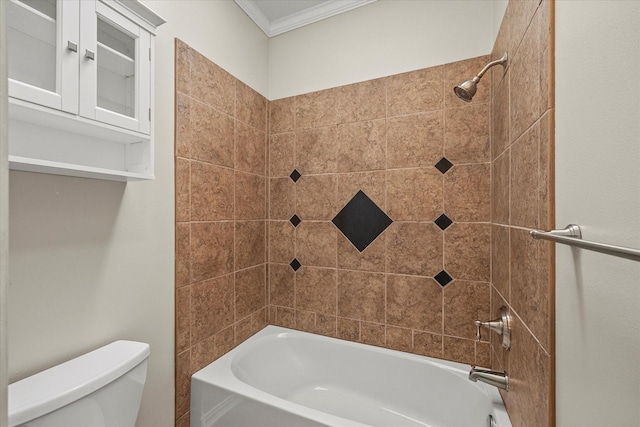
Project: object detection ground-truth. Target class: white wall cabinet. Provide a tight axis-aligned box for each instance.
[6,0,165,181]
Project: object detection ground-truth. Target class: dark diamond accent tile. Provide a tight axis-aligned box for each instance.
[434,213,453,230]
[435,157,453,174]
[434,270,453,287]
[289,169,301,182]
[289,258,301,271]
[290,214,301,227]
[332,190,392,253]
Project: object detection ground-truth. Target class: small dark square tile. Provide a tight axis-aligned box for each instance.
[289,258,301,271]
[332,190,392,252]
[435,157,454,174]
[289,169,301,182]
[434,213,453,230]
[434,270,453,287]
[290,214,301,227]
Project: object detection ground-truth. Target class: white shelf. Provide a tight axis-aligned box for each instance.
[9,155,153,181]
[13,0,56,20]
[9,0,56,28]
[9,97,148,144]
[9,98,153,181]
[98,42,135,76]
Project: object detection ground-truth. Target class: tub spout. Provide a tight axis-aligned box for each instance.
[469,366,509,391]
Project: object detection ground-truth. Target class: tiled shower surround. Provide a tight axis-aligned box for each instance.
[267,58,495,362]
[490,1,554,426]
[174,0,554,422]
[174,39,269,425]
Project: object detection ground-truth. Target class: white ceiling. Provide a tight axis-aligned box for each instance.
[234,0,377,37]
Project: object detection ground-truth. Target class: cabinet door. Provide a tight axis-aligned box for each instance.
[79,0,151,134]
[6,0,80,113]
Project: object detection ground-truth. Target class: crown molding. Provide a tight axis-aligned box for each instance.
[235,0,377,37]
[234,0,272,36]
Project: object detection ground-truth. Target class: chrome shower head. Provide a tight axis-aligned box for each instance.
[454,52,508,102]
[454,76,480,102]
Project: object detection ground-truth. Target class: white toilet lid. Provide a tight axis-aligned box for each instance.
[8,340,149,427]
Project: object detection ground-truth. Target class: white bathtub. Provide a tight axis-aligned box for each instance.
[191,326,511,427]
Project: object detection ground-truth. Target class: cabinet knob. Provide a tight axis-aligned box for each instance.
[85,49,95,60]
[67,41,78,53]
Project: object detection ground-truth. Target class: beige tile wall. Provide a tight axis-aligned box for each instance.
[174,39,268,426]
[490,1,555,426]
[268,55,495,365]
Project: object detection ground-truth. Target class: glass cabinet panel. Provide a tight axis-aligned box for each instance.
[96,18,136,118]
[81,0,149,133]
[7,0,57,93]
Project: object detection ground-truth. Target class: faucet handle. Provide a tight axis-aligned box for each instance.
[474,320,483,341]
[473,306,512,350]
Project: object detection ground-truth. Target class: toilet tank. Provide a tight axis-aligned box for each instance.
[8,340,150,427]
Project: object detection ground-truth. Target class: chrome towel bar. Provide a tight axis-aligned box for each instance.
[530,224,640,261]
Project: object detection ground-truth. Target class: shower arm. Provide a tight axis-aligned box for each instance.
[474,52,508,80]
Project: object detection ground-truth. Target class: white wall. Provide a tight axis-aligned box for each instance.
[555,1,640,426]
[492,0,508,43]
[269,0,495,99]
[143,0,269,98]
[7,2,268,427]
[0,1,9,426]
[8,172,174,426]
